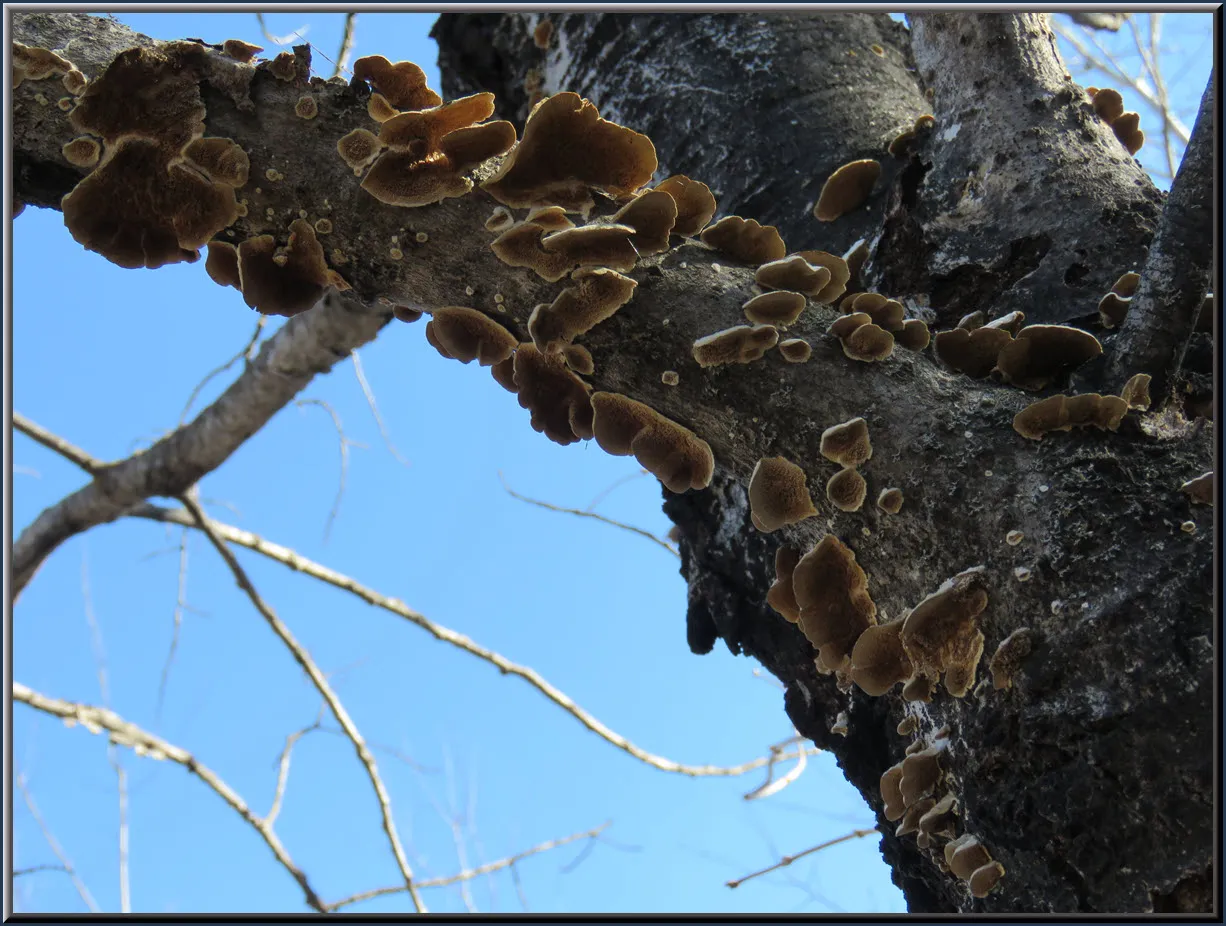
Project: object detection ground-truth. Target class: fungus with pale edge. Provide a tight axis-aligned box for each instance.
[934,326,1014,379]
[295,95,318,120]
[485,206,514,232]
[744,291,807,328]
[948,836,993,880]
[880,764,906,822]
[895,319,932,351]
[989,627,1032,690]
[181,137,250,188]
[314,218,332,235]
[1091,87,1124,122]
[895,797,936,837]
[814,159,881,222]
[778,339,812,363]
[540,224,639,274]
[439,121,518,171]
[899,744,943,807]
[482,92,657,215]
[847,293,905,331]
[393,305,423,324]
[337,128,383,172]
[820,418,872,468]
[1012,395,1069,440]
[62,137,100,168]
[699,215,786,265]
[691,325,780,368]
[269,52,297,82]
[562,343,594,375]
[533,19,554,49]
[984,310,1025,334]
[513,343,594,445]
[610,188,677,255]
[205,241,241,290]
[528,267,637,351]
[1112,112,1144,155]
[917,793,958,837]
[748,457,818,532]
[957,310,986,331]
[829,312,870,341]
[1111,271,1141,298]
[843,239,870,285]
[843,323,895,363]
[1180,472,1213,506]
[792,250,851,304]
[766,546,801,622]
[62,69,88,95]
[900,566,989,698]
[590,393,714,493]
[236,218,338,316]
[902,674,935,703]
[791,534,878,674]
[352,55,442,111]
[827,468,868,513]
[1098,292,1131,328]
[897,715,918,736]
[367,93,399,123]
[425,307,518,366]
[877,487,903,514]
[661,370,680,386]
[222,39,263,63]
[850,619,913,696]
[995,325,1103,390]
[490,356,518,393]
[654,175,717,237]
[13,43,73,87]
[755,255,832,297]
[970,862,1006,899]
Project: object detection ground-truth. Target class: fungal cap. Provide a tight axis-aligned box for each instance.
[540,223,640,273]
[1012,395,1070,440]
[791,534,878,673]
[222,39,263,63]
[988,627,1033,690]
[895,318,932,351]
[692,325,780,367]
[654,175,717,237]
[205,241,241,290]
[236,218,337,316]
[485,206,515,232]
[948,836,994,880]
[957,310,986,331]
[743,290,807,327]
[820,417,872,467]
[900,566,989,698]
[917,793,958,836]
[1098,292,1131,328]
[562,343,594,375]
[826,468,868,513]
[814,159,881,221]
[792,250,852,304]
[829,312,870,340]
[842,323,895,362]
[425,307,517,366]
[1091,87,1125,122]
[295,95,318,119]
[748,457,818,532]
[661,370,680,386]
[880,764,906,822]
[527,267,637,351]
[351,55,442,110]
[590,392,714,493]
[848,292,905,331]
[995,324,1103,390]
[1112,111,1144,155]
[181,137,250,188]
[766,546,802,622]
[62,136,101,168]
[850,619,913,696]
[699,215,787,265]
[611,188,678,255]
[367,92,400,123]
[512,343,594,445]
[490,355,518,393]
[877,487,904,514]
[337,128,383,171]
[1111,271,1141,297]
[969,861,1006,898]
[62,68,88,95]
[899,745,943,807]
[895,797,936,837]
[984,310,1026,334]
[755,255,832,297]
[533,19,554,49]
[934,326,1014,379]
[1179,472,1213,506]
[778,338,813,363]
[392,305,423,324]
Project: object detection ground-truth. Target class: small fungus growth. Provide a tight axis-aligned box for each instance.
[294,95,318,120]
[692,325,780,367]
[900,567,989,698]
[352,55,442,110]
[748,457,818,532]
[425,307,518,365]
[814,159,881,221]
[610,188,678,255]
[850,619,913,695]
[654,175,717,236]
[1180,472,1213,506]
[61,136,100,168]
[988,627,1032,690]
[755,255,832,296]
[778,338,813,363]
[791,534,878,674]
[661,370,680,386]
[513,343,595,445]
[221,39,263,63]
[934,326,1014,379]
[590,393,714,493]
[528,267,638,351]
[766,546,802,623]
[744,291,807,327]
[827,468,868,513]
[820,417,872,468]
[699,215,787,265]
[877,487,904,514]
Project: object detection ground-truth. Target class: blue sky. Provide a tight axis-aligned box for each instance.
[10,10,1212,916]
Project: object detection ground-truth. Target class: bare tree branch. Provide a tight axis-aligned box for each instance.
[13,412,105,475]
[334,12,358,77]
[726,827,879,889]
[13,682,326,912]
[177,494,427,913]
[14,769,101,913]
[255,13,309,47]
[351,349,411,465]
[267,708,325,828]
[178,317,267,426]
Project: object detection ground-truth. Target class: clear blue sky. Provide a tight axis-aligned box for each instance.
[10,10,1211,916]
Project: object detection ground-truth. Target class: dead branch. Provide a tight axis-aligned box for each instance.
[726,827,879,889]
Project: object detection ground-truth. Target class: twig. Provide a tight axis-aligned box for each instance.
[178,494,426,913]
[14,864,71,877]
[726,828,879,889]
[13,682,325,912]
[255,12,309,46]
[267,708,325,828]
[296,398,364,543]
[114,759,130,913]
[742,734,811,801]
[155,529,190,726]
[351,349,410,465]
[334,13,357,78]
[14,464,41,477]
[499,471,678,558]
[178,318,266,426]
[585,469,648,511]
[13,412,104,474]
[14,768,101,912]
[327,822,610,911]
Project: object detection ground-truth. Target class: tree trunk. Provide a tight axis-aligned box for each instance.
[13,11,1215,913]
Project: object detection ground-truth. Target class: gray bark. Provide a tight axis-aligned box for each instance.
[12,11,1215,913]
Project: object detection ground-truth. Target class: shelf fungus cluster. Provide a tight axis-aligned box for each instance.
[832,292,931,361]
[935,321,1102,390]
[1086,86,1145,156]
[820,417,872,512]
[1012,373,1151,440]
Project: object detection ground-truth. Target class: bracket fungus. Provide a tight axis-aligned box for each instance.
[294,95,318,120]
[896,797,937,838]
[337,128,382,173]
[830,312,871,341]
[918,793,958,839]
[755,255,833,297]
[827,468,868,513]
[934,326,1014,379]
[957,310,986,331]
[842,322,895,362]
[877,487,904,514]
[424,307,518,366]
[13,42,73,88]
[62,137,101,168]
[482,92,657,215]
[994,325,1103,390]
[880,764,906,822]
[743,291,807,327]
[490,212,578,282]
[988,627,1033,690]
[590,393,714,493]
[888,114,937,158]
[814,159,881,221]
[766,546,802,622]
[562,343,595,375]
[610,189,678,255]
[485,206,515,232]
[895,319,932,351]
[392,305,423,324]
[844,292,905,332]
[947,834,993,880]
[654,175,717,237]
[792,250,851,304]
[1180,472,1213,506]
[1089,86,1125,122]
[699,216,787,265]
[513,343,595,445]
[900,567,989,698]
[1111,111,1145,156]
[527,267,638,351]
[221,39,262,63]
[661,370,680,386]
[692,325,780,367]
[778,338,813,363]
[984,310,1026,335]
[233,218,348,316]
[899,744,945,807]
[1098,272,1141,328]
[748,457,818,532]
[850,619,913,696]
[352,55,442,111]
[1012,392,1128,440]
[820,418,872,468]
[969,861,1006,899]
[791,535,878,674]
[539,223,640,274]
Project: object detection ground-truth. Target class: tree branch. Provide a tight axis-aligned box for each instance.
[14,770,101,913]
[726,827,878,889]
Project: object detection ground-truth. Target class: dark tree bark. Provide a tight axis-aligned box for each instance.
[12,11,1216,914]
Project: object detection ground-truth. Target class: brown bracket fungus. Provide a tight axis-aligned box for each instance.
[880,763,906,822]
[295,95,318,120]
[755,255,833,297]
[490,355,518,393]
[894,319,932,351]
[766,546,802,623]
[877,487,904,514]
[792,250,851,304]
[539,224,640,274]
[424,307,518,366]
[900,567,989,698]
[844,292,905,332]
[654,175,717,237]
[699,216,787,265]
[778,338,813,363]
[590,393,714,493]
[205,240,241,290]
[791,534,878,674]
[392,305,423,324]
[984,310,1026,335]
[899,744,944,807]
[842,323,895,362]
[820,417,872,468]
[918,793,958,840]
[485,206,515,232]
[513,343,595,445]
[527,267,638,351]
[988,627,1033,690]
[969,861,1006,899]
[692,325,780,367]
[896,797,937,838]
[268,52,298,82]
[850,619,913,696]
[1012,392,1127,440]
[888,114,937,158]
[995,325,1103,390]
[934,326,1014,379]
[352,55,442,111]
[481,92,657,215]
[660,370,680,386]
[610,189,678,255]
[947,834,993,880]
[1098,272,1140,327]
[748,457,818,532]
[1179,472,1213,506]
[743,291,807,327]
[221,39,262,64]
[490,212,579,282]
[562,343,594,375]
[814,159,881,222]
[957,310,986,331]
[1089,86,1125,123]
[181,137,250,188]
[235,218,348,316]
[830,312,870,341]
[827,468,868,513]
[1111,111,1145,156]
[337,128,382,173]
[13,42,73,88]
[62,137,101,168]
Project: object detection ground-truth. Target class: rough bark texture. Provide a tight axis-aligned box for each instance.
[13,11,1216,914]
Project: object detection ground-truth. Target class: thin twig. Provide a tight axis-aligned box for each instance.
[351,349,410,465]
[267,708,325,828]
[499,471,678,558]
[327,822,610,911]
[155,529,190,727]
[255,12,309,46]
[743,734,811,801]
[296,398,364,543]
[13,682,325,912]
[334,13,357,78]
[178,318,267,426]
[726,828,879,889]
[178,494,426,913]
[585,469,648,512]
[14,769,101,912]
[14,864,72,877]
[13,412,105,474]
